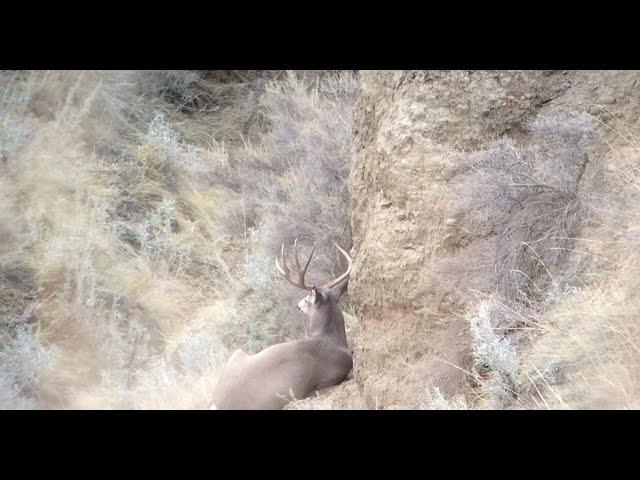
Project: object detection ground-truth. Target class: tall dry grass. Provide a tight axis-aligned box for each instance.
[0,70,357,409]
[512,143,640,409]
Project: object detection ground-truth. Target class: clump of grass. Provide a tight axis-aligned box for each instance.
[284,391,338,410]
[423,387,468,410]
[0,323,57,409]
[513,263,640,410]
[467,300,519,406]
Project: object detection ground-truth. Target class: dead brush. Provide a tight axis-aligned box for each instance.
[511,133,640,410]
[207,71,358,352]
[450,111,599,305]
[442,111,604,408]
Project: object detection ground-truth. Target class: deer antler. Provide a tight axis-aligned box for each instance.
[321,243,352,289]
[275,238,316,291]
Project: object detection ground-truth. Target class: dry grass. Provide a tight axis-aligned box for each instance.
[0,70,357,409]
[451,121,640,409]
[432,110,640,410]
[4,70,639,410]
[512,145,640,409]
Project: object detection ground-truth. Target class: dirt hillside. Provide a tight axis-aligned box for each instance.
[347,70,640,409]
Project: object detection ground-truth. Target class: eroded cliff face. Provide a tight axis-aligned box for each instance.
[348,70,640,409]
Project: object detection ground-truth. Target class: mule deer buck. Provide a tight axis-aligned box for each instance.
[211,240,353,409]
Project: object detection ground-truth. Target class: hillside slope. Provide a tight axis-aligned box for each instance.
[0,71,357,409]
[3,70,640,410]
[348,70,640,409]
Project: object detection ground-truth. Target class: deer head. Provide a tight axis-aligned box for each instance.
[275,239,352,345]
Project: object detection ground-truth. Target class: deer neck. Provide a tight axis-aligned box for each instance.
[308,302,348,347]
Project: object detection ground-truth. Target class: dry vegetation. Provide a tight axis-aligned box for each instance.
[0,70,357,409]
[2,70,639,410]
[511,140,640,410]
[443,110,640,409]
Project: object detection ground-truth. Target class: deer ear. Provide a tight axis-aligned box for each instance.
[310,287,322,304]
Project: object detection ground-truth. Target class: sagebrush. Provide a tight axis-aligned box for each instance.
[0,70,357,409]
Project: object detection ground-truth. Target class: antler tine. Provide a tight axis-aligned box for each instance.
[293,238,302,273]
[275,240,313,291]
[275,255,286,277]
[280,243,289,274]
[275,242,292,281]
[321,242,353,289]
[293,238,311,287]
[300,242,316,281]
